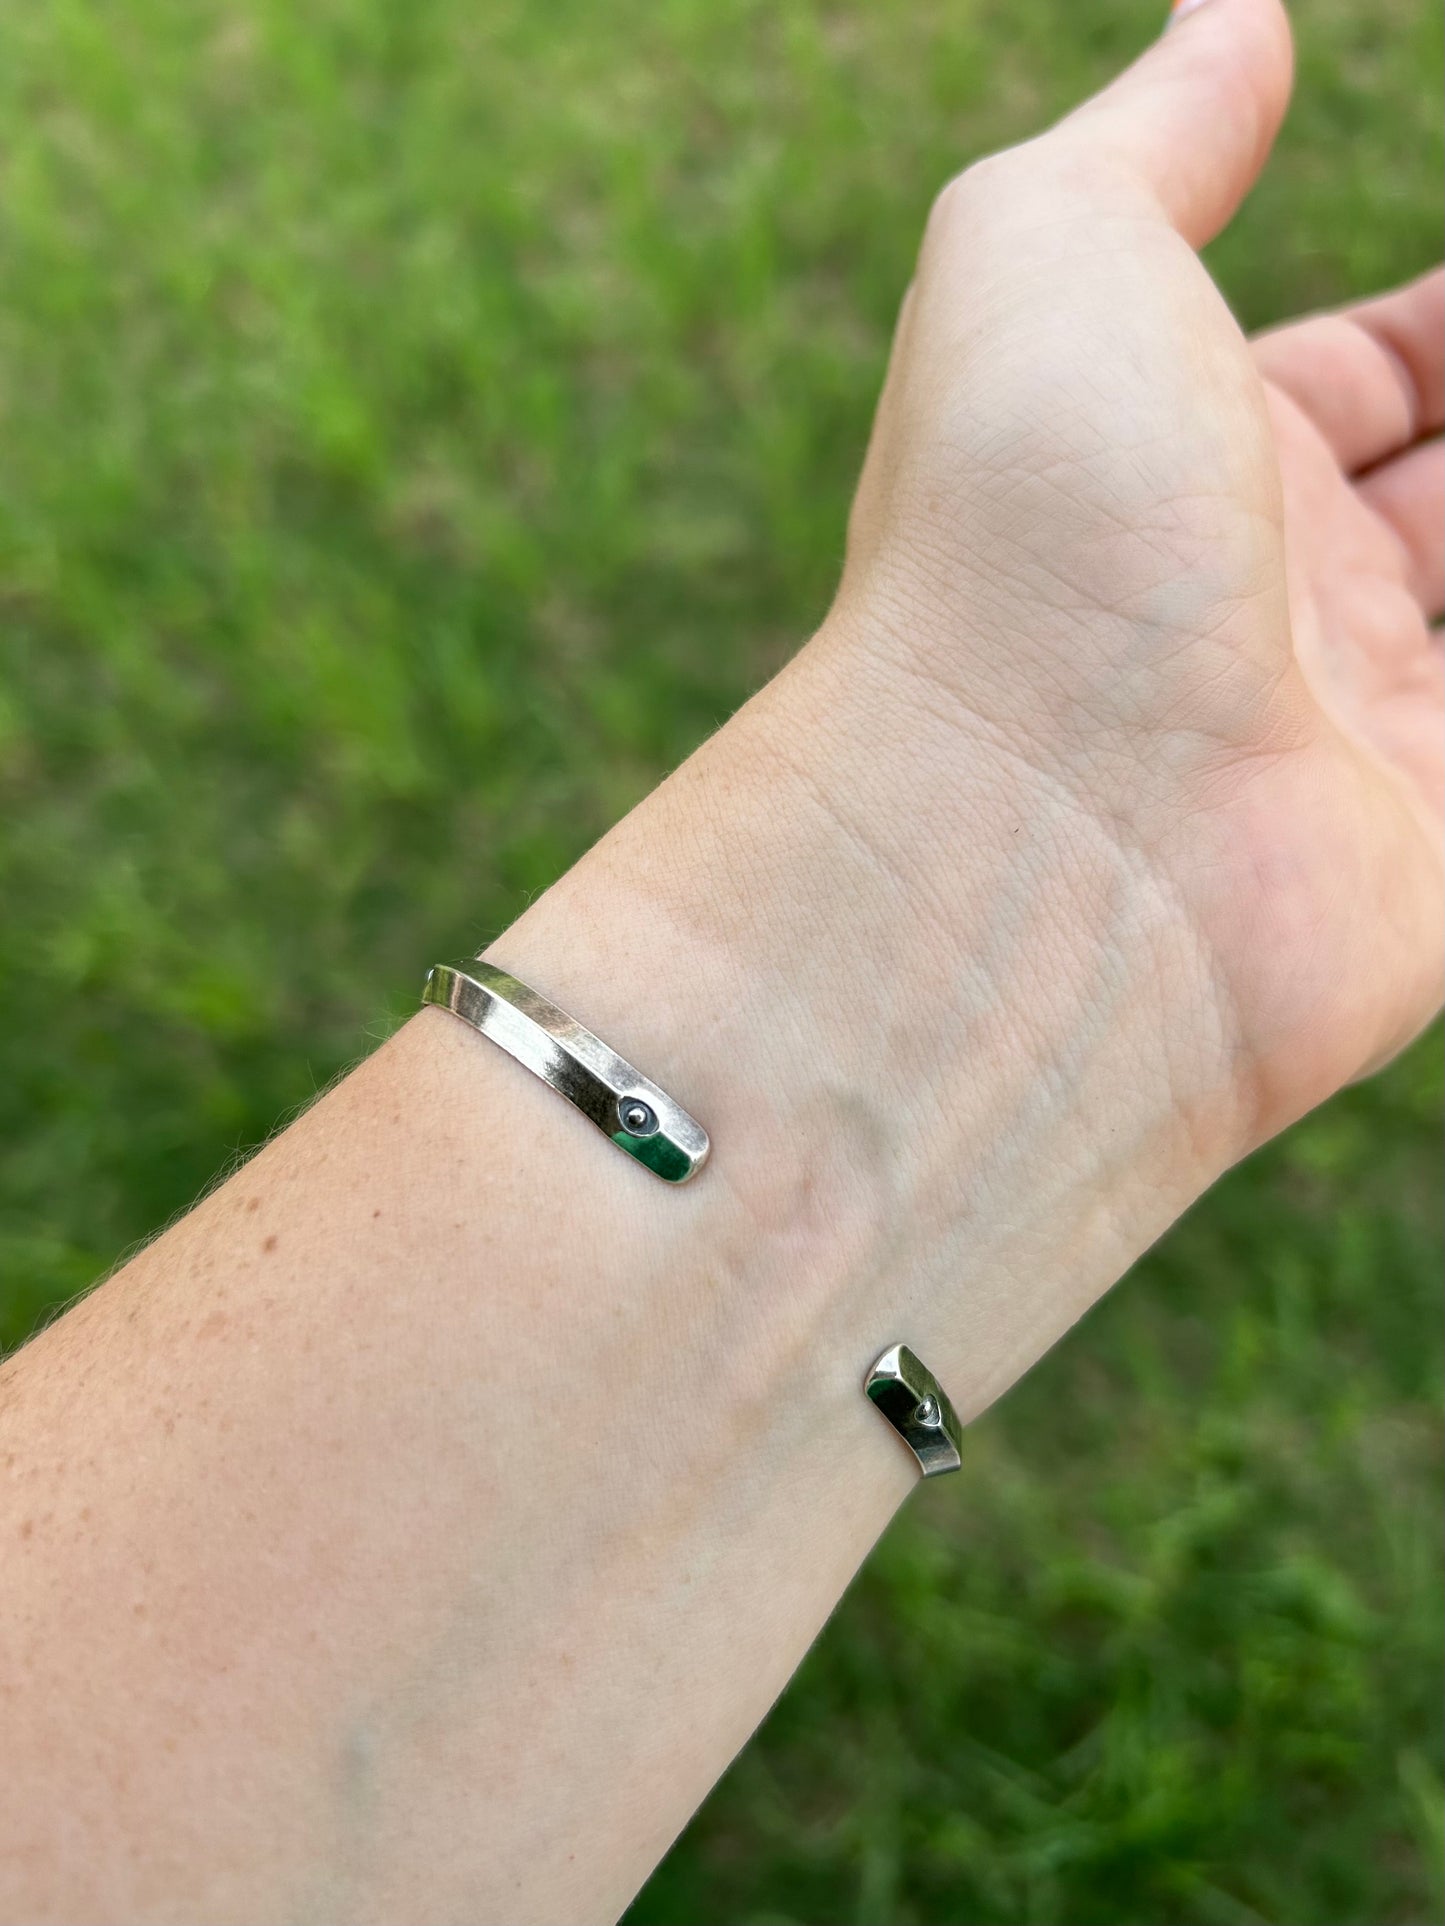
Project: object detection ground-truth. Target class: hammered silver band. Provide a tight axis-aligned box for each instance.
[423,961,710,1184]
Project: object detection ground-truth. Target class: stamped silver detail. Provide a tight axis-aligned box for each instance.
[619,1098,659,1136]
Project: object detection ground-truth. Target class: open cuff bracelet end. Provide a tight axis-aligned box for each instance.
[865,1343,964,1478]
[423,960,710,1184]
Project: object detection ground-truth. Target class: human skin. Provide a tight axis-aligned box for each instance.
[1,0,1440,1920]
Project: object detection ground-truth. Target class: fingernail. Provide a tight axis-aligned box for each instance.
[1167,0,1216,25]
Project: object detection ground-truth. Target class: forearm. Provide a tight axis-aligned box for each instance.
[6,0,1441,1917]
[0,632,1247,1924]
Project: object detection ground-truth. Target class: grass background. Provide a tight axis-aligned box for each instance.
[0,0,1440,1920]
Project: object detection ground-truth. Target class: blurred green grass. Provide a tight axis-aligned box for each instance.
[0,1,1439,1920]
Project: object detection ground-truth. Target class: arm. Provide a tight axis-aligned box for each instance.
[2,2,1440,1919]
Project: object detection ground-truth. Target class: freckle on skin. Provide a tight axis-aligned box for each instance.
[262,1234,279,1253]
[246,1197,261,1213]
[19,1518,33,1539]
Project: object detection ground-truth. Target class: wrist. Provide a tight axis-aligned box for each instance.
[478,616,1250,1417]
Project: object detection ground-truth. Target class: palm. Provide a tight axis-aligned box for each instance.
[1225,272,1445,1120]
[1257,273,1443,810]
[1143,268,1445,1133]
[845,230,1442,1141]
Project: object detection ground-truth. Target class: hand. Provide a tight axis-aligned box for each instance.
[493,0,1441,1411]
[837,0,1442,1144]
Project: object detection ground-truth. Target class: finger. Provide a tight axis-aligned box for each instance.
[1358,438,1445,620]
[1253,269,1445,474]
[1055,0,1294,249]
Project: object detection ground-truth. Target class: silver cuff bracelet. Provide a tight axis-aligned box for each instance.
[424,960,962,1479]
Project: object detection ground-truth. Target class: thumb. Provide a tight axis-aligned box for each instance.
[1056,0,1295,249]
